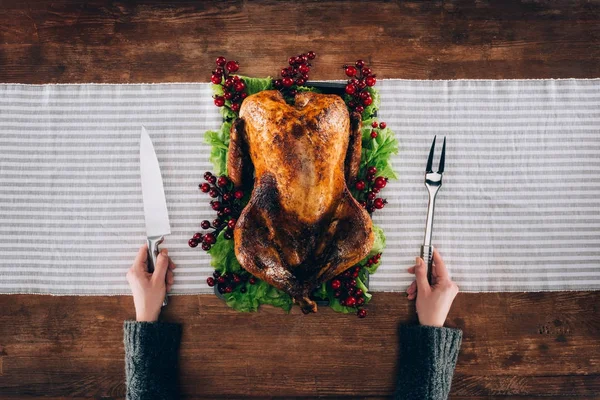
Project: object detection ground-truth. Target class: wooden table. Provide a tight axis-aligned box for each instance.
[0,1,599,398]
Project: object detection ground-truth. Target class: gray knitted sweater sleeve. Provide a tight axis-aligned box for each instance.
[394,325,463,400]
[123,321,182,400]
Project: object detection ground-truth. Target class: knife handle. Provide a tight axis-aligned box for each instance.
[420,245,434,284]
[147,236,168,307]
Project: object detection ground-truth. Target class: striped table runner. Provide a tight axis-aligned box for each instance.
[0,79,599,295]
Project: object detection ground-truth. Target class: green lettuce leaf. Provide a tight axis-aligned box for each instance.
[207,230,242,274]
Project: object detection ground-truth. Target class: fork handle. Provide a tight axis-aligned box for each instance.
[420,245,434,284]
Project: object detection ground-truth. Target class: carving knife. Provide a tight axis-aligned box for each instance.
[140,126,171,306]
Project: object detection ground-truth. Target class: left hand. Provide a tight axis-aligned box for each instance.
[126,244,176,322]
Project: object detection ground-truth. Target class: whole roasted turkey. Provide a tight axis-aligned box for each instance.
[227,90,374,313]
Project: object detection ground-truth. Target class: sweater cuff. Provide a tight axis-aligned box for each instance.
[395,325,463,400]
[123,321,182,400]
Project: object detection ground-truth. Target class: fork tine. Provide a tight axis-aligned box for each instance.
[426,135,436,173]
[438,136,446,173]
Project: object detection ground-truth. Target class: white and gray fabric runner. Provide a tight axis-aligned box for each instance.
[1,79,599,295]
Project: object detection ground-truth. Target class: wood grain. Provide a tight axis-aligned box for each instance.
[0,293,599,398]
[0,0,599,398]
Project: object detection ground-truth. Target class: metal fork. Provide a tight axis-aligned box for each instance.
[420,136,446,284]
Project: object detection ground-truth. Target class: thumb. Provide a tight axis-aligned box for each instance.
[152,249,169,284]
[414,257,431,293]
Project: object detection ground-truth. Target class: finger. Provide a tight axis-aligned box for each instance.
[407,266,416,274]
[133,245,148,271]
[407,292,417,300]
[166,269,174,285]
[432,249,449,280]
[405,281,417,295]
[151,249,169,284]
[414,257,431,294]
[166,283,173,293]
[168,258,176,270]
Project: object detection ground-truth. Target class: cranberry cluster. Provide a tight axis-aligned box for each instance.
[206,270,257,294]
[369,120,387,138]
[212,56,247,113]
[354,165,388,213]
[329,265,365,318]
[273,51,316,97]
[188,172,244,251]
[343,59,377,115]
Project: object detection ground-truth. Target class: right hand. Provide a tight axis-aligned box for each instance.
[126,245,176,322]
[405,249,459,327]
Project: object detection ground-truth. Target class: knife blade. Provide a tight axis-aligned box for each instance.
[140,126,171,306]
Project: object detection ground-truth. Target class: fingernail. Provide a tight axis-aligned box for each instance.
[161,249,168,255]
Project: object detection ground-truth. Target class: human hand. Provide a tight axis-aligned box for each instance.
[405,249,459,327]
[126,244,176,322]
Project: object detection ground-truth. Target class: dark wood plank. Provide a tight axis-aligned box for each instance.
[0,293,599,398]
[0,0,599,83]
[0,0,599,398]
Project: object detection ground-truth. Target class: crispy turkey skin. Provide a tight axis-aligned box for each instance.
[227,90,374,313]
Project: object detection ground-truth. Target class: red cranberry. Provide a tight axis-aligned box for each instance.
[234,81,246,92]
[215,56,227,67]
[371,121,379,128]
[274,79,283,88]
[231,102,241,112]
[357,309,367,318]
[355,180,366,191]
[188,239,198,248]
[355,59,365,68]
[241,92,248,99]
[223,207,231,215]
[357,297,365,306]
[212,219,222,228]
[222,192,232,202]
[363,97,373,106]
[349,279,357,287]
[362,67,372,76]
[345,84,357,95]
[206,277,215,287]
[204,233,216,244]
[214,96,225,107]
[307,51,316,59]
[299,64,310,74]
[202,243,211,251]
[211,74,222,84]
[225,60,239,72]
[199,183,210,192]
[371,131,378,138]
[345,66,357,77]
[367,191,376,200]
[374,198,385,209]
[209,188,219,198]
[224,91,234,100]
[204,171,213,180]
[366,76,377,87]
[217,276,226,284]
[355,105,364,113]
[208,175,217,184]
[193,232,202,240]
[346,296,357,307]
[217,176,229,187]
[228,219,237,229]
[355,289,364,297]
[295,78,306,86]
[331,279,341,290]
[249,277,257,285]
[225,286,233,293]
[282,77,294,88]
[367,166,377,175]
[288,56,296,65]
[200,220,210,229]
[379,122,386,129]
[334,290,342,298]
[213,270,221,278]
[224,231,233,240]
[234,190,244,199]
[374,176,387,189]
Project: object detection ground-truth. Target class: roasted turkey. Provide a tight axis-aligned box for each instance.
[227,90,374,313]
